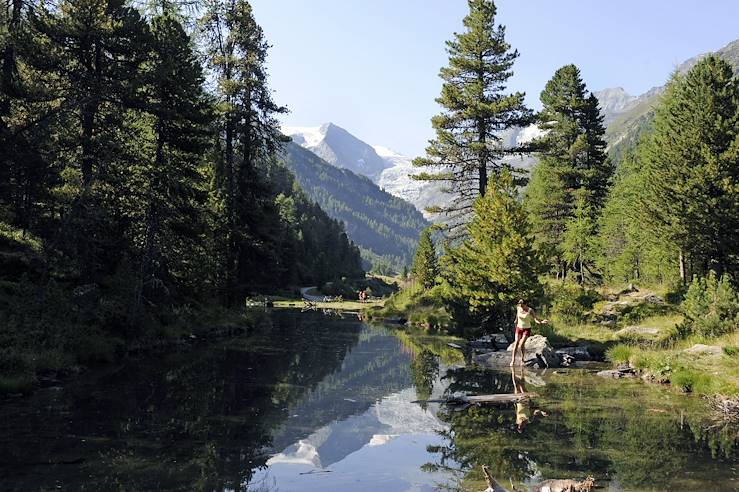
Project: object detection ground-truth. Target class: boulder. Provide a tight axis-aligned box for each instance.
[556,346,592,361]
[616,326,661,337]
[470,333,510,351]
[683,344,723,356]
[473,351,514,368]
[506,335,559,368]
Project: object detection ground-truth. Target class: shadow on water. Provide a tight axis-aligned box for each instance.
[0,310,392,491]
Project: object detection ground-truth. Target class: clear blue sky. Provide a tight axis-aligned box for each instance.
[249,0,739,156]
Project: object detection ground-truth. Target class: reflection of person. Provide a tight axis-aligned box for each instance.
[511,367,547,433]
[510,299,549,367]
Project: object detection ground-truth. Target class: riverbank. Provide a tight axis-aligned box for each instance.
[0,300,268,397]
[374,279,739,398]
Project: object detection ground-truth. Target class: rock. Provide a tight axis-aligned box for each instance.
[473,351,513,368]
[506,335,559,368]
[556,346,592,361]
[596,368,636,379]
[492,333,510,349]
[559,354,576,367]
[683,344,723,356]
[616,326,661,337]
[600,319,617,328]
[643,294,665,304]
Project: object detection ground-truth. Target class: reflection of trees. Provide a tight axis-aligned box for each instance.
[0,311,366,491]
[426,370,739,491]
[411,349,439,407]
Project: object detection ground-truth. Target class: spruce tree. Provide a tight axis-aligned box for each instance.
[412,228,439,290]
[525,64,612,278]
[413,0,531,227]
[639,56,739,281]
[445,171,543,328]
[562,193,596,283]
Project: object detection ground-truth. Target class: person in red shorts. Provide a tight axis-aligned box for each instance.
[510,299,549,367]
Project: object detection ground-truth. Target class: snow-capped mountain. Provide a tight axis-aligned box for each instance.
[283,123,391,180]
[285,122,543,220]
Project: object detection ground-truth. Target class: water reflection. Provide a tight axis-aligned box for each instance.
[0,311,736,491]
[426,367,739,491]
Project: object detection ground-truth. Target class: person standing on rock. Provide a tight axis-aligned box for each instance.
[510,299,549,367]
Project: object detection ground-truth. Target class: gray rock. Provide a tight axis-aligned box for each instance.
[492,333,510,349]
[616,326,661,337]
[473,351,513,368]
[683,344,723,356]
[556,346,592,361]
[596,368,636,379]
[506,335,559,368]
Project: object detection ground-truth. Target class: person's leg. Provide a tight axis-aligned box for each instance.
[510,329,521,366]
[519,332,529,366]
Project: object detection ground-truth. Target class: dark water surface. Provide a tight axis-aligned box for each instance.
[0,310,737,491]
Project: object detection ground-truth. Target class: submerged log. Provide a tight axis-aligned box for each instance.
[412,392,538,406]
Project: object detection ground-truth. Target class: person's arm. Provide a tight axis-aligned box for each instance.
[532,309,549,324]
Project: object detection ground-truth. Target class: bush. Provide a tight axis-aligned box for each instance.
[678,271,739,339]
[549,282,601,324]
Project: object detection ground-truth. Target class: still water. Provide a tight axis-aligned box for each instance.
[0,310,736,491]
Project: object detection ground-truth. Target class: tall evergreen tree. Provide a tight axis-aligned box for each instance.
[199,0,288,300]
[444,171,543,329]
[525,64,612,278]
[639,56,739,282]
[413,0,531,228]
[412,228,439,290]
[126,11,214,311]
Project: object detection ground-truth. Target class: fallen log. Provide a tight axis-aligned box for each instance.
[413,392,538,406]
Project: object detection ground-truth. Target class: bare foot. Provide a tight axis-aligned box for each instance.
[509,359,515,367]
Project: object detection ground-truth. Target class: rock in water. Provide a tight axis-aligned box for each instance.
[596,368,636,379]
[506,335,559,368]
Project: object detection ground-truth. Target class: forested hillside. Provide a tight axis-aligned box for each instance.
[0,0,363,367]
[283,142,428,273]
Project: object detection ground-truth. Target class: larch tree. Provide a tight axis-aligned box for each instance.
[413,0,531,230]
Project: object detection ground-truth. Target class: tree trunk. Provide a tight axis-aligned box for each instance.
[679,250,686,285]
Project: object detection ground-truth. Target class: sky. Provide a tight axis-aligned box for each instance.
[249,0,739,157]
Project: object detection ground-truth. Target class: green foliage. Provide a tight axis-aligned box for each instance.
[413,0,532,222]
[284,142,427,273]
[444,171,543,329]
[549,282,600,324]
[412,228,439,289]
[679,271,739,339]
[637,56,739,281]
[526,64,612,278]
[606,344,634,364]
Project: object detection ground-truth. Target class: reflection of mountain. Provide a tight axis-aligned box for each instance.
[268,387,446,469]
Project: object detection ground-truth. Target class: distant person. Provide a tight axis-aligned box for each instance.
[510,299,548,367]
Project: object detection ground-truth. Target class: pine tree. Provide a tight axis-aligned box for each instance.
[639,56,739,281]
[445,171,543,328]
[199,0,288,300]
[525,64,612,278]
[413,0,531,228]
[412,228,439,289]
[127,10,214,309]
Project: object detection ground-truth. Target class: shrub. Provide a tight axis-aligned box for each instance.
[549,282,601,324]
[678,271,739,339]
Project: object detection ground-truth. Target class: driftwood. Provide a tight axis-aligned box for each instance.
[535,476,595,492]
[413,393,538,406]
[481,465,513,492]
[480,465,595,492]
